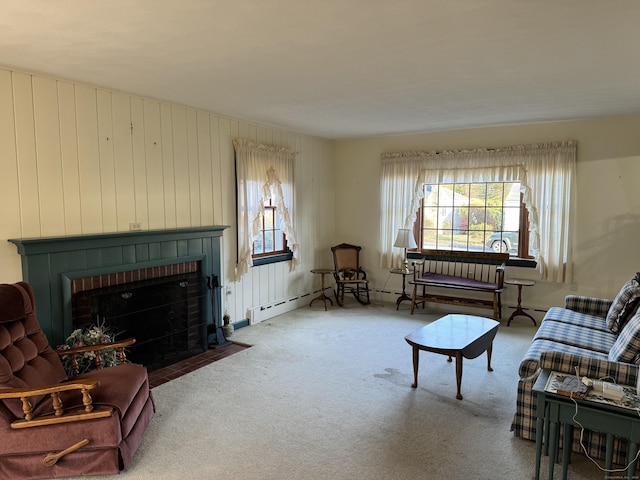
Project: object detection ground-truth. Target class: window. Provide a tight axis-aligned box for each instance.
[252,199,288,257]
[417,182,531,258]
[233,138,299,279]
[379,141,576,283]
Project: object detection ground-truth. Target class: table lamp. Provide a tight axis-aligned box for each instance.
[394,229,417,274]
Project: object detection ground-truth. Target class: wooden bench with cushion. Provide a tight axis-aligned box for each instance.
[410,249,509,320]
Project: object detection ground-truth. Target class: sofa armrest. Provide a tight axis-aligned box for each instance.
[539,350,638,387]
[564,295,612,318]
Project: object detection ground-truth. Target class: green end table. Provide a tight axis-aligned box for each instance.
[533,369,640,480]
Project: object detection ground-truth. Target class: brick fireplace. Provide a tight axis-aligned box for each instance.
[8,227,228,367]
[71,261,206,372]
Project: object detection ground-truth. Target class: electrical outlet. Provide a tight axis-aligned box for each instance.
[570,282,578,291]
[129,222,141,231]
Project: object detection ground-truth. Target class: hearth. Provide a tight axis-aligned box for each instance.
[73,271,206,372]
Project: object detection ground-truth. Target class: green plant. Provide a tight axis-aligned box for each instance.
[56,323,119,376]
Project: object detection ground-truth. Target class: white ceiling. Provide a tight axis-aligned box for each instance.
[1,1,639,139]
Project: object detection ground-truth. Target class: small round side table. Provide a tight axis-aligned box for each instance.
[505,278,537,326]
[390,268,412,310]
[309,269,334,311]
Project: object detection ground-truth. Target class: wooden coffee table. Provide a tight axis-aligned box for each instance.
[404,314,499,399]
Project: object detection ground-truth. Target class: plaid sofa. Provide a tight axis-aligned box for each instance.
[511,294,640,465]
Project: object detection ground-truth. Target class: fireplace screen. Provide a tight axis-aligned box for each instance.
[73,272,206,372]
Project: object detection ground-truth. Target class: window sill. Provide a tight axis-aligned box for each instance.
[407,251,536,268]
[506,257,537,268]
[252,251,293,267]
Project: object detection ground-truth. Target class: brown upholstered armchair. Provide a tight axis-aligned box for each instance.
[331,243,371,306]
[0,282,154,479]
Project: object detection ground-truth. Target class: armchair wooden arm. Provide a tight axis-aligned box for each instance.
[0,378,113,429]
[58,338,136,375]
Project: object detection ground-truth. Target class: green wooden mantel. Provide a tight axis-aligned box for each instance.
[9,226,229,346]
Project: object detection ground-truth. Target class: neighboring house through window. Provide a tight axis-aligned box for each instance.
[233,139,299,279]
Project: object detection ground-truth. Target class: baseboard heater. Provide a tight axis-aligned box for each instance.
[248,290,325,324]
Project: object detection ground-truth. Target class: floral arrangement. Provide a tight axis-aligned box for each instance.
[57,323,119,376]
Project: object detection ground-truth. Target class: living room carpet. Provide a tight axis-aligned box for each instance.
[67,303,604,479]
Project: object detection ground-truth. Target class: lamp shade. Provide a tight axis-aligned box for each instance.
[393,229,417,249]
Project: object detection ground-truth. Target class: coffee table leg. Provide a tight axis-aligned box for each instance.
[411,346,419,388]
[455,351,463,400]
[487,342,494,372]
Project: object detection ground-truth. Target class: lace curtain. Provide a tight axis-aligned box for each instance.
[233,138,299,280]
[380,140,576,283]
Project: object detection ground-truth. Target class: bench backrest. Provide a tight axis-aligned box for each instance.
[415,249,508,287]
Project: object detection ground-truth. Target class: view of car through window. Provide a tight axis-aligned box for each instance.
[486,231,519,253]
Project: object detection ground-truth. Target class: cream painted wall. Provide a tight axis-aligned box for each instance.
[0,67,335,325]
[334,116,640,321]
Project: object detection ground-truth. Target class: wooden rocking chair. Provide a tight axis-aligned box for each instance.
[331,243,371,306]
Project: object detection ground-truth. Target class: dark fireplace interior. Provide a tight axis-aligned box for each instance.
[72,265,207,373]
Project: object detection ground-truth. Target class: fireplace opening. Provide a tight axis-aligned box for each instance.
[72,271,207,373]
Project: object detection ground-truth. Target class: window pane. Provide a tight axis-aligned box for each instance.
[419,181,526,256]
[274,229,284,250]
[264,231,274,252]
[264,210,274,229]
[253,235,264,255]
[422,229,438,249]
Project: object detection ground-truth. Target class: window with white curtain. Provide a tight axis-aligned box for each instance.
[379,140,577,283]
[233,138,299,280]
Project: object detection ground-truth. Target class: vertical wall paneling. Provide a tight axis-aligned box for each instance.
[143,99,165,229]
[258,261,269,306]
[186,109,201,226]
[248,265,259,315]
[32,76,65,237]
[160,103,177,228]
[171,106,191,227]
[130,96,148,228]
[196,111,214,225]
[96,89,118,232]
[111,92,136,231]
[0,70,21,272]
[271,263,280,301]
[57,81,82,233]
[13,73,40,237]
[209,114,222,224]
[75,84,103,233]
[216,117,235,317]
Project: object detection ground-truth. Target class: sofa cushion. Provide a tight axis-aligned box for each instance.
[533,320,615,353]
[543,306,610,332]
[609,311,640,363]
[606,273,640,334]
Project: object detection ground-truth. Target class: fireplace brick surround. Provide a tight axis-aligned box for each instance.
[8,227,228,356]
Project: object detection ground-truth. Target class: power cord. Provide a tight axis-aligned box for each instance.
[569,394,640,474]
[566,370,640,474]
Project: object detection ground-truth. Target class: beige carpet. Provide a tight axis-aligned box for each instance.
[70,302,605,479]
